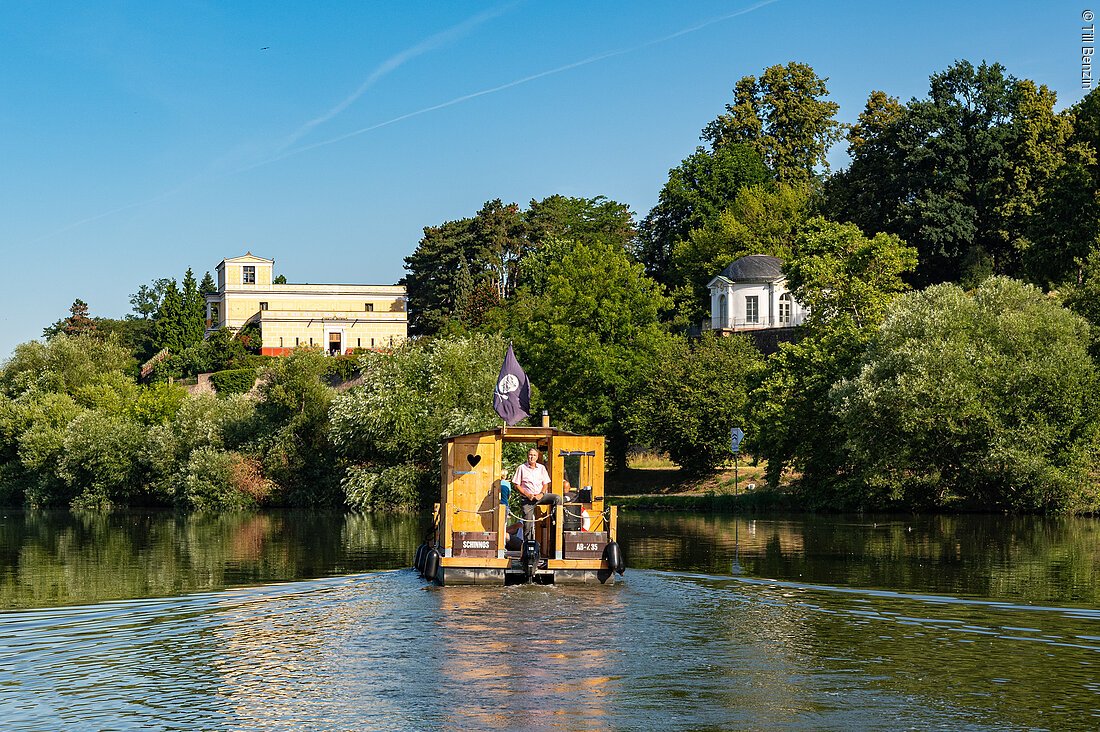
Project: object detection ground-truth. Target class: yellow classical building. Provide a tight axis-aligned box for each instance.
[205,253,407,356]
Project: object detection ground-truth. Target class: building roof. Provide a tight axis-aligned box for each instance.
[217,252,275,269]
[717,254,784,282]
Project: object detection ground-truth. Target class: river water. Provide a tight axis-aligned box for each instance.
[0,510,1097,730]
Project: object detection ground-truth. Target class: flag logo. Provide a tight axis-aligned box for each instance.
[494,344,530,425]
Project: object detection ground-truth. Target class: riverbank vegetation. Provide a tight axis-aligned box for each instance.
[4,60,1100,514]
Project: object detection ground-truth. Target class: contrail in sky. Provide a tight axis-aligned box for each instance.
[27,0,780,244]
[276,4,515,152]
[264,0,781,164]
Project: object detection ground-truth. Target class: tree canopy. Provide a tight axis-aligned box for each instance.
[703,62,843,185]
[835,278,1100,512]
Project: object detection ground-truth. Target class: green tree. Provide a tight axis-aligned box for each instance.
[667,182,812,324]
[404,195,636,336]
[630,333,764,474]
[502,238,670,469]
[751,218,917,496]
[152,279,184,353]
[636,144,769,284]
[835,278,1100,512]
[199,271,217,295]
[703,62,843,184]
[329,334,511,509]
[130,278,173,320]
[827,61,1072,285]
[180,268,207,348]
[256,350,340,506]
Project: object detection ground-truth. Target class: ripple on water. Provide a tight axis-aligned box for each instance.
[0,570,1096,731]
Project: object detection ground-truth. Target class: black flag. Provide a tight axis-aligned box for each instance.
[494,344,530,425]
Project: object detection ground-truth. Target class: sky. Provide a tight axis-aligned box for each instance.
[0,1,1091,359]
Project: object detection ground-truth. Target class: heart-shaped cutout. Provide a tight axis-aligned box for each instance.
[466,454,482,468]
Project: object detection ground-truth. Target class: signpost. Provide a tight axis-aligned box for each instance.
[730,427,745,496]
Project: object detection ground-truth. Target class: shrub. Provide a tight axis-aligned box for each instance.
[180,447,266,510]
[210,368,257,397]
[342,463,430,511]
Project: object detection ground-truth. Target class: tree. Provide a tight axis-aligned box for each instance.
[152,279,184,353]
[527,194,636,251]
[502,238,670,469]
[1026,88,1100,285]
[636,144,769,284]
[273,274,287,285]
[256,350,341,506]
[827,61,1073,286]
[43,299,97,339]
[630,333,764,474]
[750,218,917,496]
[130,278,173,320]
[180,268,207,348]
[403,195,637,336]
[835,278,1100,512]
[667,182,812,324]
[703,62,843,185]
[199,271,217,294]
[329,334,512,509]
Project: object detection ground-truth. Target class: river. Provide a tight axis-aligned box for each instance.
[0,510,1096,730]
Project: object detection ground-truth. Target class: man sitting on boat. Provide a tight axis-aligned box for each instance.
[512,447,562,538]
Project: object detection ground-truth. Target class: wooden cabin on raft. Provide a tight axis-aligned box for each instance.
[414,416,625,585]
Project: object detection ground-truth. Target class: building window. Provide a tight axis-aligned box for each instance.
[718,295,727,326]
[211,304,220,323]
[295,337,299,346]
[779,293,792,324]
[364,303,374,312]
[371,338,375,347]
[745,295,759,324]
[259,301,268,311]
[280,337,284,347]
[243,265,256,284]
[309,338,313,346]
[357,338,361,348]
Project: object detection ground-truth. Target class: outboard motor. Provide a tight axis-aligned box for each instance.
[604,541,625,575]
[521,539,540,583]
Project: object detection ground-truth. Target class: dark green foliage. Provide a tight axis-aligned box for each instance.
[180,269,207,348]
[502,238,669,470]
[666,182,812,325]
[630,334,764,475]
[836,278,1100,512]
[827,61,1072,286]
[323,355,361,384]
[198,271,217,295]
[330,334,511,510]
[130,278,173,320]
[751,218,918,497]
[256,351,341,506]
[636,144,769,284]
[403,195,636,336]
[703,62,843,185]
[210,369,257,397]
[273,274,287,285]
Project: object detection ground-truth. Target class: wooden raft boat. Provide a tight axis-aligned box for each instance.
[414,422,625,585]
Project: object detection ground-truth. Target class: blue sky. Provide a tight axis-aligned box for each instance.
[0,1,1089,359]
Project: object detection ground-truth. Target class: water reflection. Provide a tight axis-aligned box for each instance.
[619,512,1100,607]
